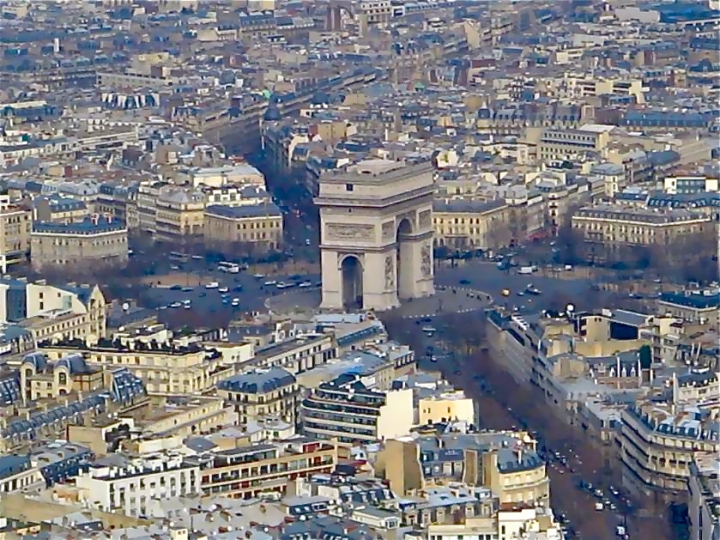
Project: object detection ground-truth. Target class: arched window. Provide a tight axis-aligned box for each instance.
[58,372,67,386]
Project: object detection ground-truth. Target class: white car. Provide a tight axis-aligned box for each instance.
[169,302,182,308]
[218,287,229,293]
[264,280,277,286]
[205,282,219,289]
[298,281,313,288]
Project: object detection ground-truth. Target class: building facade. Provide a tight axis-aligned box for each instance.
[571,204,712,262]
[199,439,336,500]
[620,400,720,505]
[217,367,299,427]
[0,194,31,273]
[76,454,200,516]
[30,215,128,271]
[39,340,234,394]
[300,374,414,445]
[203,202,284,254]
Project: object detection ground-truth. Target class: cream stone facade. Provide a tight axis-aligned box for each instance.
[315,159,435,311]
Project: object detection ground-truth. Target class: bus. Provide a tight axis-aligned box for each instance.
[218,261,241,273]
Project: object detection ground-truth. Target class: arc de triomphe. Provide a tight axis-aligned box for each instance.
[314,159,435,311]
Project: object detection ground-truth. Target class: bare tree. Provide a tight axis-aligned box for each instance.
[506,206,528,246]
[438,312,486,357]
[378,312,428,356]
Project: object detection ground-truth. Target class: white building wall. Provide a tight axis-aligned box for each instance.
[377,387,414,440]
[77,462,200,516]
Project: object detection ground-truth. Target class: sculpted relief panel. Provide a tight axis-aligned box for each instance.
[382,221,395,241]
[421,242,432,277]
[384,255,395,290]
[325,223,375,242]
[419,209,432,230]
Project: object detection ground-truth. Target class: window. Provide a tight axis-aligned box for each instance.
[345,183,354,192]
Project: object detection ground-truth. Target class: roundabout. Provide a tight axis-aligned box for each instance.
[265,284,492,319]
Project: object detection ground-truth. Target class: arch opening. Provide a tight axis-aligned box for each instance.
[396,218,414,299]
[341,255,363,310]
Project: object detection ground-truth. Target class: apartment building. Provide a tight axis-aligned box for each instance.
[96,70,176,91]
[203,184,270,207]
[32,195,88,223]
[199,439,336,499]
[134,181,167,234]
[96,182,136,224]
[0,194,31,273]
[30,215,128,272]
[300,374,414,445]
[39,339,234,394]
[248,333,337,374]
[68,396,229,453]
[538,125,612,161]
[378,429,549,508]
[432,199,507,249]
[688,452,720,540]
[419,390,477,426]
[203,202,284,254]
[0,279,107,342]
[0,367,147,452]
[217,367,299,427]
[620,398,720,504]
[188,163,266,188]
[0,454,45,494]
[0,127,138,168]
[486,311,539,386]
[571,204,712,262]
[663,176,720,195]
[658,291,719,325]
[154,187,206,243]
[76,453,200,516]
[561,75,645,103]
[486,307,662,436]
[428,506,563,540]
[297,342,415,391]
[19,351,109,402]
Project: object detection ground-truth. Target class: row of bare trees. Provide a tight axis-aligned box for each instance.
[555,215,718,284]
[380,310,487,361]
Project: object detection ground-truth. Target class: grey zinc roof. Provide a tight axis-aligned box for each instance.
[32,216,125,235]
[205,202,282,220]
[217,367,295,394]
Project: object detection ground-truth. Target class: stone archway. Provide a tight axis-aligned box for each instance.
[396,218,414,299]
[340,255,363,309]
[316,160,435,311]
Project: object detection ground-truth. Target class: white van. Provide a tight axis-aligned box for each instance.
[205,282,219,289]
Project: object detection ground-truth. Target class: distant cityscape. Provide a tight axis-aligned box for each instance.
[0,1,715,540]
